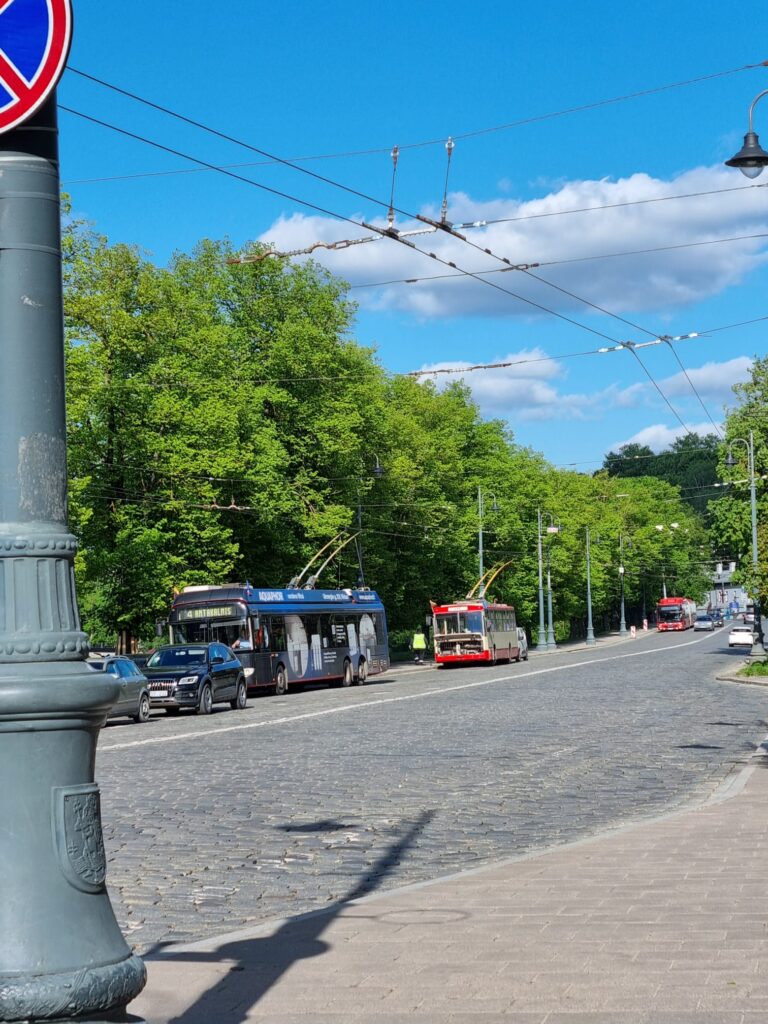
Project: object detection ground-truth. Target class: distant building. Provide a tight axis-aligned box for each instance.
[705,562,747,611]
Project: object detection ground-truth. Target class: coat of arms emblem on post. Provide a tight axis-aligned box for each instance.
[52,784,107,893]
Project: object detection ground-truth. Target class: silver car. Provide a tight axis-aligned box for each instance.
[694,614,715,631]
[88,656,152,724]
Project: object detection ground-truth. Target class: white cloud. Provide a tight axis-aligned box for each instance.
[415,348,626,422]
[257,166,768,321]
[659,355,753,401]
[610,420,723,452]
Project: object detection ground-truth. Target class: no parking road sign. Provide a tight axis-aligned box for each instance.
[0,0,72,134]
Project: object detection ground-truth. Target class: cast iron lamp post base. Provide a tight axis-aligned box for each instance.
[0,657,145,1023]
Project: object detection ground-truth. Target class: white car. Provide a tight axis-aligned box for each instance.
[728,625,755,648]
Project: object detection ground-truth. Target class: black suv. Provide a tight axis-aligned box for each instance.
[144,643,247,715]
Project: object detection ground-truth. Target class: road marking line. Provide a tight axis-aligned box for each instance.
[100,631,718,753]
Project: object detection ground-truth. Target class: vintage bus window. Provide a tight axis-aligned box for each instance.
[458,611,483,633]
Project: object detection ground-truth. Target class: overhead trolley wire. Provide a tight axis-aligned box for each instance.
[60,105,624,345]
[63,73,763,434]
[348,232,768,290]
[66,59,767,174]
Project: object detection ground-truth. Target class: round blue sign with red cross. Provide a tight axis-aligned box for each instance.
[0,0,72,134]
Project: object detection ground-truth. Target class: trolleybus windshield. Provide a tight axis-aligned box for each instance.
[657,606,683,622]
[435,610,484,635]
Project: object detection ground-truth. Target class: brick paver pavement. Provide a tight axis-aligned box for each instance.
[132,746,768,1023]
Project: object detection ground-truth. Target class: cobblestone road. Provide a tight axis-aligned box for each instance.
[95,630,767,953]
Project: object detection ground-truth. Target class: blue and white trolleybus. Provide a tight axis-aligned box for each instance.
[168,585,389,695]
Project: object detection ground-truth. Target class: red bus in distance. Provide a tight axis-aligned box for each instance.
[656,596,697,631]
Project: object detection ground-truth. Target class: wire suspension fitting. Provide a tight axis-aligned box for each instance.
[387,145,399,230]
[440,137,455,225]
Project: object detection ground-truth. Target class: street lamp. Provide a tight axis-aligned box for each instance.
[585,526,596,645]
[356,455,384,588]
[619,535,632,636]
[0,101,146,1021]
[725,89,768,178]
[725,433,765,655]
[478,487,498,586]
[535,512,560,651]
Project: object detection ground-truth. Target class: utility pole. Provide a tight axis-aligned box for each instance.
[619,534,628,636]
[0,14,146,1020]
[478,485,484,584]
[586,526,596,645]
[536,510,547,651]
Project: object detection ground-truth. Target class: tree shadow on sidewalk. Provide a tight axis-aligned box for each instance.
[142,809,435,1024]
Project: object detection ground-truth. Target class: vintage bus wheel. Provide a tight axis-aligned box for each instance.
[342,659,354,686]
[274,666,289,696]
[356,658,368,685]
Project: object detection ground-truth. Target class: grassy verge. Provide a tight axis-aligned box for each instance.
[738,659,768,678]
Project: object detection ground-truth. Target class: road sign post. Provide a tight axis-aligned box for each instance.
[0,3,146,1021]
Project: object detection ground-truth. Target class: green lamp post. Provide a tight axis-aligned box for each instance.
[0,5,146,1021]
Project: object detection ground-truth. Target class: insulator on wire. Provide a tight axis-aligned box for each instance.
[440,137,455,225]
[387,145,400,230]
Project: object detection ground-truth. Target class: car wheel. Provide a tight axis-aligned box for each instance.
[274,666,289,696]
[342,659,353,686]
[134,693,151,724]
[231,679,247,710]
[356,658,368,685]
[197,683,213,715]
[523,651,529,661]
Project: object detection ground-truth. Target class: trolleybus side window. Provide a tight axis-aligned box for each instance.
[265,616,286,653]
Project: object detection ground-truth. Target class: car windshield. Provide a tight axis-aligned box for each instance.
[696,615,711,621]
[147,647,207,668]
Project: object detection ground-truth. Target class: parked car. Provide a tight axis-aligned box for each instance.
[143,643,247,715]
[516,627,529,662]
[694,614,715,631]
[87,656,151,724]
[728,625,756,648]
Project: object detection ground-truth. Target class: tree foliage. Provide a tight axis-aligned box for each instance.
[603,433,720,516]
[63,223,712,649]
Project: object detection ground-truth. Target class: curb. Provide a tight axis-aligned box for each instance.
[716,670,768,686]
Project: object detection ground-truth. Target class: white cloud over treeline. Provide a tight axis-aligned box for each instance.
[258,166,768,320]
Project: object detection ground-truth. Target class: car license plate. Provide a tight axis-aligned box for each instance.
[153,690,168,698]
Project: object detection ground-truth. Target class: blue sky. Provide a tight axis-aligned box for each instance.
[57,0,768,467]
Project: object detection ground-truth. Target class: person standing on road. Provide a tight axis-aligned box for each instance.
[411,628,427,664]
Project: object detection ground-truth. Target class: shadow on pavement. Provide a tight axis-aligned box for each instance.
[143,809,435,1024]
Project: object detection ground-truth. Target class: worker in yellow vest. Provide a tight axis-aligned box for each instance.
[411,628,427,664]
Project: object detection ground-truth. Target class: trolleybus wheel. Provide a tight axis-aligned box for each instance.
[356,658,368,685]
[342,659,354,686]
[274,666,289,696]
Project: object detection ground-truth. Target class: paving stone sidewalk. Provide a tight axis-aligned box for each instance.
[132,749,768,1023]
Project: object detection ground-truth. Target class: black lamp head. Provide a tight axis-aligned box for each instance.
[725,131,768,178]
